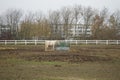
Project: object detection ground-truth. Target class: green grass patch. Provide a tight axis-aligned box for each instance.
[0,57,120,80]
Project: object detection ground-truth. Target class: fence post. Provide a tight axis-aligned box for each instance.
[106,40,109,45]
[35,40,37,45]
[76,40,77,45]
[117,40,119,45]
[70,40,72,45]
[15,40,17,45]
[96,40,98,45]
[86,40,88,45]
[25,40,27,45]
[5,40,7,45]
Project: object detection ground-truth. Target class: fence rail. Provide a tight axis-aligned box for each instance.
[0,40,120,45]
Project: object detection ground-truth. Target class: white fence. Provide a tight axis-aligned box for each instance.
[0,40,120,45]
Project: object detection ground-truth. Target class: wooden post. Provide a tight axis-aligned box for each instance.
[5,40,7,45]
[76,40,77,45]
[25,40,27,45]
[117,40,119,45]
[35,40,37,45]
[15,40,17,45]
[106,40,109,45]
[96,40,98,45]
[86,40,88,45]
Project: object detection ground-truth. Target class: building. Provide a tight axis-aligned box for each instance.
[51,24,92,39]
[51,24,65,39]
[0,25,11,40]
[69,24,92,39]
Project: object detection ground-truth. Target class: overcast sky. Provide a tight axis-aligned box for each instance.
[0,0,120,14]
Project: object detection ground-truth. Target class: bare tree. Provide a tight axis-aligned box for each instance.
[72,5,82,39]
[4,9,23,39]
[82,7,94,39]
[48,10,62,39]
[107,11,120,39]
[91,8,119,40]
[34,11,45,39]
[40,18,51,39]
[1,5,119,40]
[73,5,82,24]
[91,9,105,39]
[20,11,51,40]
[61,7,74,39]
[113,10,120,39]
[35,11,44,23]
[20,12,35,39]
[35,11,51,39]
[99,8,111,40]
[91,8,109,39]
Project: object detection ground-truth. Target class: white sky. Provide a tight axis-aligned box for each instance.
[0,0,120,14]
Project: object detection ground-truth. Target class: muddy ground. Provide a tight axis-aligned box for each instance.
[0,45,119,63]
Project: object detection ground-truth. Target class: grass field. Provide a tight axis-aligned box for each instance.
[0,45,120,80]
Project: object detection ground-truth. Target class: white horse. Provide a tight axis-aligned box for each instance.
[45,40,57,51]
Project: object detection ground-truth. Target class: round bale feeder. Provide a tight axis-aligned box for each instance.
[45,40,70,51]
[55,41,70,51]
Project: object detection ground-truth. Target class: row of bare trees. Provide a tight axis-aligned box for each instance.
[0,9,22,39]
[19,12,51,40]
[0,5,120,40]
